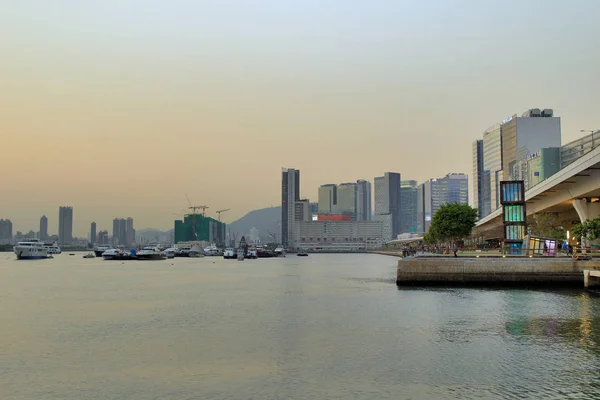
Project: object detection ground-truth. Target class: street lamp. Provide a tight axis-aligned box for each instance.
[580,129,600,149]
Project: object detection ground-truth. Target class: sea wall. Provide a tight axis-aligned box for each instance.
[397,258,600,287]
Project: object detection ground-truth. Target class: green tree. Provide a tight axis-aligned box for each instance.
[529,212,567,241]
[426,203,478,244]
[573,216,600,243]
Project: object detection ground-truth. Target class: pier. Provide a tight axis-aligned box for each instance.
[396,257,600,287]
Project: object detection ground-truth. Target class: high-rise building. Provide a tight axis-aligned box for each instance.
[126,217,134,246]
[356,179,372,221]
[174,214,226,244]
[318,184,337,214]
[400,180,418,234]
[418,173,469,233]
[58,206,73,245]
[472,108,560,219]
[0,219,13,244]
[472,140,484,218]
[90,222,97,244]
[98,230,109,245]
[39,215,48,240]
[374,172,401,238]
[294,199,311,223]
[281,168,300,249]
[337,183,357,217]
[501,109,561,182]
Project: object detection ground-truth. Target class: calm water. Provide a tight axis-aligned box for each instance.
[1,253,599,399]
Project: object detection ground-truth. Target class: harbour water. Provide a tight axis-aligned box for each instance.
[1,253,599,399]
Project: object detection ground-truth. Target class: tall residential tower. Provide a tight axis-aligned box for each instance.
[281,168,300,249]
[58,206,73,245]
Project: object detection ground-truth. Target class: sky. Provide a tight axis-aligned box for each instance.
[1,0,599,236]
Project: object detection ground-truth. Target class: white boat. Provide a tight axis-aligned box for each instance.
[247,249,258,259]
[44,242,62,254]
[162,247,177,259]
[223,248,236,259]
[237,249,245,261]
[136,246,167,260]
[102,248,135,261]
[274,246,286,257]
[189,245,205,258]
[14,239,48,260]
[204,244,220,256]
[93,245,111,257]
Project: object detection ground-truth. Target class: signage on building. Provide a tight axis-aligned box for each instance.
[526,150,541,161]
[502,115,514,124]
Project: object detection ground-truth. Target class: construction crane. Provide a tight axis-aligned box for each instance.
[216,208,230,222]
[189,205,209,217]
[266,229,277,243]
[185,194,208,241]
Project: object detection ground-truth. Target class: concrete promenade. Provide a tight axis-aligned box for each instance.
[396,257,600,287]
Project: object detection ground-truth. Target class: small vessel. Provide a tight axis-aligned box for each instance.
[83,253,95,259]
[237,249,245,261]
[102,248,136,261]
[223,248,236,259]
[274,246,286,257]
[297,252,308,257]
[174,244,192,257]
[247,249,258,259]
[136,246,167,260]
[203,244,221,256]
[93,245,111,257]
[189,245,205,258]
[44,242,62,254]
[14,239,49,260]
[162,247,177,259]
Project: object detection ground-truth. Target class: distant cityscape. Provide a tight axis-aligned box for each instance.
[1,107,597,250]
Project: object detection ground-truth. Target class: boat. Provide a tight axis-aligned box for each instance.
[174,244,192,257]
[297,252,309,257]
[274,246,286,257]
[247,249,258,259]
[223,248,236,259]
[203,244,221,256]
[237,249,245,261]
[93,245,111,257]
[136,246,167,260]
[189,245,205,258]
[43,242,62,254]
[14,239,49,260]
[162,247,177,259]
[102,248,136,261]
[83,253,95,259]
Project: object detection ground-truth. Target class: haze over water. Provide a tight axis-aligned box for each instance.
[1,254,599,399]
[2,1,600,234]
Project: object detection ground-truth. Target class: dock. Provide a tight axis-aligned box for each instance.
[396,257,600,287]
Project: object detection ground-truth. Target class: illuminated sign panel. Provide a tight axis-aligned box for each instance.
[500,181,526,253]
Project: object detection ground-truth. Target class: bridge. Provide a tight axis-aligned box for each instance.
[474,142,600,240]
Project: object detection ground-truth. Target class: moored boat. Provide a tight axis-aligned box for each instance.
[93,245,111,257]
[44,242,62,254]
[136,246,167,260]
[14,239,48,260]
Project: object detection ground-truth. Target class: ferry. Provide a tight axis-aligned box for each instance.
[102,248,136,261]
[44,242,62,254]
[14,239,48,260]
[93,245,111,257]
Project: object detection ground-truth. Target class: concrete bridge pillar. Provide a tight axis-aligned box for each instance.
[573,199,600,222]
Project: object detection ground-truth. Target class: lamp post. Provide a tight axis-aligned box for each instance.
[580,129,600,149]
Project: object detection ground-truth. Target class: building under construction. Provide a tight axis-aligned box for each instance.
[174,214,226,245]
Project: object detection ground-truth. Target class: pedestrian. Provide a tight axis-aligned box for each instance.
[453,244,458,257]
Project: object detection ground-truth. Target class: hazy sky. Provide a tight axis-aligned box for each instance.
[2,0,599,236]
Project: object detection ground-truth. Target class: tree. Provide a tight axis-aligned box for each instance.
[529,212,567,241]
[426,203,478,245]
[573,216,600,244]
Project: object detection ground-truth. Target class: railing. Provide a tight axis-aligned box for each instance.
[561,130,600,168]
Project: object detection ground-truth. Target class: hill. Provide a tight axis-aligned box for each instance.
[227,206,281,241]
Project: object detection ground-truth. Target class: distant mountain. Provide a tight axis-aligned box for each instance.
[136,228,173,244]
[227,206,281,241]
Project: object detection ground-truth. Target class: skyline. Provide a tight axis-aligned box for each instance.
[2,1,599,235]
